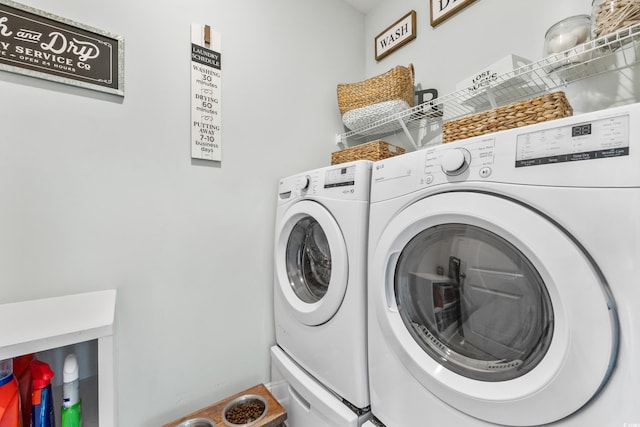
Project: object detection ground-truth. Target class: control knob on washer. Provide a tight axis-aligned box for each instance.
[441,148,470,175]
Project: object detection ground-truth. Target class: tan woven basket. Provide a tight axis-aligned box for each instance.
[331,140,405,165]
[337,64,415,115]
[442,91,573,143]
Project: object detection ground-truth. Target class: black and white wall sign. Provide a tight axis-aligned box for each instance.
[191,23,222,162]
[0,0,124,95]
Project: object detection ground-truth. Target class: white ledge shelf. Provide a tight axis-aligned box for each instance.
[0,290,117,426]
[0,290,116,359]
[337,23,640,149]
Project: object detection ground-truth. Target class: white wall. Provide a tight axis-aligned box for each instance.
[0,0,364,425]
[363,0,639,151]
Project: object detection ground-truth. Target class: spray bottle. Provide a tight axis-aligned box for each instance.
[30,360,55,427]
[0,358,20,427]
[14,353,34,427]
[61,354,82,427]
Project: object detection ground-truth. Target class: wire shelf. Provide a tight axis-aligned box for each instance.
[337,23,640,147]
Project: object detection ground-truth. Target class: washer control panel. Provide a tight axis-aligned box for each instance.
[515,114,629,167]
[441,148,471,175]
[423,137,495,186]
[371,103,640,203]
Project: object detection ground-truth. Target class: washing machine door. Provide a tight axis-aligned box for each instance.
[371,191,617,426]
[276,200,348,326]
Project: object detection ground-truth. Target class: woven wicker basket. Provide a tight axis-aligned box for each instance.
[442,91,573,143]
[337,64,415,115]
[331,140,405,165]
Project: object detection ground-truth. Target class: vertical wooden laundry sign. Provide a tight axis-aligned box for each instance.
[191,23,222,161]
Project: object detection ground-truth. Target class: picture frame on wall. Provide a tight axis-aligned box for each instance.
[430,0,477,27]
[0,0,124,96]
[375,10,416,61]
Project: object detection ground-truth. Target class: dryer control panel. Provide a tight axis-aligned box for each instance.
[279,160,372,203]
[324,164,357,189]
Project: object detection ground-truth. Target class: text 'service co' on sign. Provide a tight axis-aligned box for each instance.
[191,23,221,162]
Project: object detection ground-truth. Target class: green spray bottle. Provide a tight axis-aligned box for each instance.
[61,354,82,427]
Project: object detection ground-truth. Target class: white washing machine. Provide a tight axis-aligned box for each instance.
[270,346,371,427]
[274,160,371,412]
[367,103,640,426]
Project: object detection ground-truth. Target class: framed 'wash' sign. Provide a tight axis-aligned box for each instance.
[375,10,416,61]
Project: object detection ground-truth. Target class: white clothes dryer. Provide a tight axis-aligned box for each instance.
[270,346,370,427]
[367,103,640,426]
[274,160,371,411]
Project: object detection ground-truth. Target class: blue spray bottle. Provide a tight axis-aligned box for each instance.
[30,360,55,427]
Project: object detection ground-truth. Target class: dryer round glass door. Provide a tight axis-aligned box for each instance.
[276,200,348,326]
[286,216,332,303]
[370,191,618,426]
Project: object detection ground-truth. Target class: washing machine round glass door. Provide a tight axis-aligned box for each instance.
[396,222,554,382]
[371,191,618,426]
[276,200,348,326]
